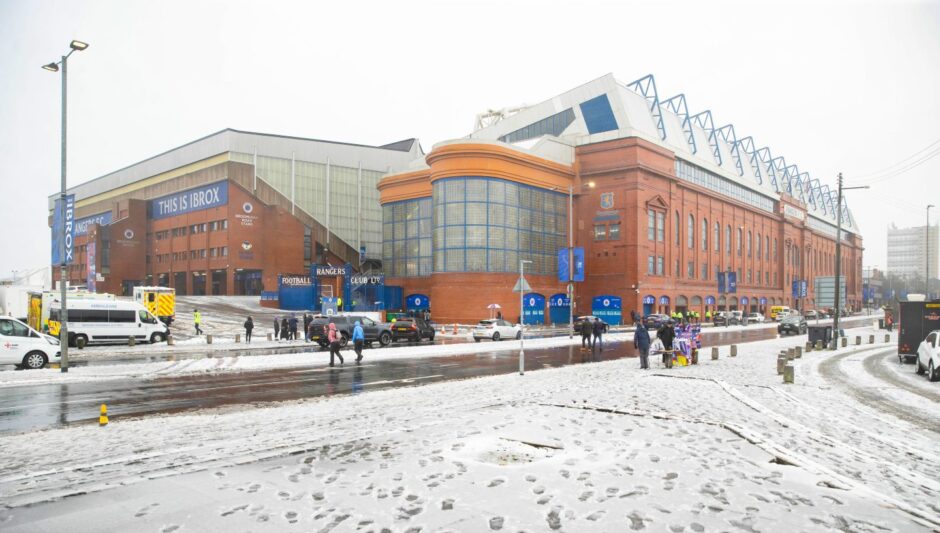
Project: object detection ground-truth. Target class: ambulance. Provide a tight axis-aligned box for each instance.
[133,286,176,325]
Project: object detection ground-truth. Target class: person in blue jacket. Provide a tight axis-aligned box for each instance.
[634,321,651,369]
[352,320,365,364]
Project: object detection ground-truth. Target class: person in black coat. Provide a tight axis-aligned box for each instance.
[657,323,675,365]
[288,315,299,341]
[634,321,651,369]
[244,316,254,343]
[592,318,604,350]
[580,319,593,349]
[281,318,289,340]
[273,316,280,341]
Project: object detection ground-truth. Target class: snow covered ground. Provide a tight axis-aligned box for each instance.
[0,323,936,532]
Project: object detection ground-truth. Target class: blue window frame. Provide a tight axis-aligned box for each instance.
[382,198,431,277]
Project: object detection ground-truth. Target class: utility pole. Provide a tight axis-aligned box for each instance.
[832,173,868,349]
[927,205,934,298]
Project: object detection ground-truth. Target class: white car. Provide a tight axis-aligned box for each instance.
[472,319,522,342]
[746,312,765,324]
[916,330,940,382]
[0,316,61,369]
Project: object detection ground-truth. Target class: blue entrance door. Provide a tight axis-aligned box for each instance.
[642,295,655,317]
[592,295,622,325]
[548,293,570,325]
[522,293,546,325]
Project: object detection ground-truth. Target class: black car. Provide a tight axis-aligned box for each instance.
[391,316,436,343]
[309,315,392,347]
[643,314,673,329]
[777,315,808,336]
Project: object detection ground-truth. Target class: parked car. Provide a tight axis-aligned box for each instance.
[777,315,808,336]
[0,316,60,369]
[643,314,673,329]
[472,319,522,342]
[915,330,940,381]
[575,316,609,333]
[730,311,744,325]
[391,316,436,343]
[804,310,818,319]
[309,315,393,347]
[746,312,765,324]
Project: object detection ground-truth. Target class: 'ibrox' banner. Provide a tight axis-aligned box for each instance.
[150,181,228,220]
[51,194,75,265]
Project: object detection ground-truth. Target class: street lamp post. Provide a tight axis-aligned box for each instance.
[831,172,868,349]
[43,40,88,373]
[519,259,533,376]
[927,205,934,298]
[568,185,573,339]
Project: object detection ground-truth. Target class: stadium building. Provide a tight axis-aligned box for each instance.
[50,129,421,297]
[378,74,863,324]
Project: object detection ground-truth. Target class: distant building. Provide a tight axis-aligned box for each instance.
[887,223,938,281]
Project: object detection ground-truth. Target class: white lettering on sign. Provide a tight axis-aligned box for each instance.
[281,276,312,286]
[350,275,383,285]
[317,266,347,276]
[782,204,805,221]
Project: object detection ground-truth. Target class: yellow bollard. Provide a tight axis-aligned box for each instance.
[99,404,109,426]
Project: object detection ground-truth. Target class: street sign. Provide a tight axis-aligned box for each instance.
[513,277,532,293]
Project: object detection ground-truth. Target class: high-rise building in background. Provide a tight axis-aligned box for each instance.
[886,223,939,281]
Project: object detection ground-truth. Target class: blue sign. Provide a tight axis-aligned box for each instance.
[74,211,113,236]
[51,194,75,266]
[406,294,430,310]
[760,297,767,305]
[591,295,622,325]
[523,293,546,325]
[705,295,716,305]
[86,241,97,292]
[659,296,670,305]
[321,297,338,316]
[150,181,228,220]
[642,295,656,305]
[279,274,315,310]
[727,272,737,294]
[558,247,585,282]
[741,296,749,306]
[791,279,808,298]
[549,294,570,307]
[717,271,726,294]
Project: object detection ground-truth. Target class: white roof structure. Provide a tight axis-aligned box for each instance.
[468,73,857,236]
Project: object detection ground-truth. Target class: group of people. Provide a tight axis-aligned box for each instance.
[632,320,677,370]
[579,317,606,350]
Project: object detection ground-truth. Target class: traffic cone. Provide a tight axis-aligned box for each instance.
[453,323,457,334]
[99,404,109,426]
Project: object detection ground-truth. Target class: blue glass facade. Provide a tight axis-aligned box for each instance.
[579,94,618,134]
[382,197,432,277]
[432,177,567,275]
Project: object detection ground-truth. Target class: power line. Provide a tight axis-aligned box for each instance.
[849,138,940,180]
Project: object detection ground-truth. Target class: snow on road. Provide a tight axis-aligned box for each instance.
[0,324,936,532]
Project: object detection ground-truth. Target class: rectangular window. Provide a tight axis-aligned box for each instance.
[701,263,708,280]
[647,210,655,240]
[594,224,607,240]
[657,256,664,275]
[656,212,665,241]
[648,255,655,275]
[608,223,620,240]
[688,261,695,279]
[675,259,680,277]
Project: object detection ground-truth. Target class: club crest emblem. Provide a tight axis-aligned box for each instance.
[600,192,614,209]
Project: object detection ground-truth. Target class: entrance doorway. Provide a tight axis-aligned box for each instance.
[211,269,227,295]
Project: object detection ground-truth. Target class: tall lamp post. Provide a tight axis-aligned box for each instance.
[831,172,868,349]
[561,181,594,339]
[519,259,533,375]
[927,205,934,299]
[43,39,89,373]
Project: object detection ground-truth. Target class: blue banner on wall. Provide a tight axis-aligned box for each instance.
[557,247,585,282]
[727,272,737,294]
[74,212,113,236]
[150,181,228,220]
[51,194,75,266]
[705,295,716,305]
[717,271,726,294]
[642,295,656,305]
[406,294,430,310]
[591,295,622,325]
[86,241,96,292]
[523,293,546,325]
[791,279,808,298]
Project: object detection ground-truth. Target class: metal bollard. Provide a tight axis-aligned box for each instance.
[805,341,812,352]
[730,345,737,357]
[128,336,136,347]
[815,340,823,350]
[841,337,847,348]
[267,333,273,341]
[777,355,786,375]
[783,363,794,384]
[712,346,719,360]
[167,337,175,346]
[884,334,889,343]
[207,334,213,345]
[869,335,874,344]
[855,336,861,345]
[795,346,802,358]
[235,334,241,343]
[787,348,795,360]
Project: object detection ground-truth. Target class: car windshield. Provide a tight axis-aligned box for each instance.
[783,316,802,323]
[478,320,496,326]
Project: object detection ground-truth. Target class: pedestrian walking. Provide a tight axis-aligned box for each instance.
[352,320,365,364]
[657,322,675,366]
[273,316,280,341]
[327,322,344,366]
[630,310,638,324]
[289,315,299,341]
[244,316,254,343]
[193,309,202,335]
[303,313,312,341]
[592,317,604,350]
[281,318,289,340]
[580,318,592,349]
[634,321,651,369]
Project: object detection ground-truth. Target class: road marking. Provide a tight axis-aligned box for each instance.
[365,375,444,386]
[0,397,110,411]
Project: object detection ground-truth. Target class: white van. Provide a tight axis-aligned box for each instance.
[0,316,61,369]
[48,299,169,346]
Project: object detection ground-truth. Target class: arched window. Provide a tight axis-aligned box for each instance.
[713,222,720,252]
[765,236,770,260]
[737,227,743,256]
[675,211,680,246]
[687,214,695,249]
[747,230,752,257]
[725,225,732,254]
[756,232,762,259]
[701,218,708,251]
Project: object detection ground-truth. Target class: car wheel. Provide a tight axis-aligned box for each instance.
[916,359,925,375]
[515,330,522,340]
[150,332,165,344]
[429,332,435,342]
[22,351,47,370]
[474,337,481,343]
[379,332,391,346]
[74,334,88,349]
[930,361,939,382]
[340,333,349,347]
[492,332,501,342]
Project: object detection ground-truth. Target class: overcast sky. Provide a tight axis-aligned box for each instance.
[1,0,938,280]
